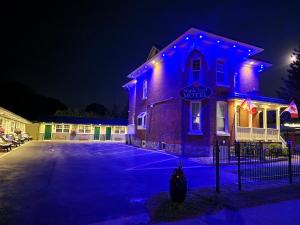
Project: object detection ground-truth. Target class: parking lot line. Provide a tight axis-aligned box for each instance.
[126,157,177,171]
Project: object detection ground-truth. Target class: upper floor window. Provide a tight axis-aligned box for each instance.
[216,101,228,134]
[192,59,201,82]
[137,112,147,129]
[142,79,147,100]
[190,102,202,133]
[216,60,226,85]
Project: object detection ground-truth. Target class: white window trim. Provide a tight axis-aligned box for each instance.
[77,125,92,134]
[191,58,202,84]
[216,101,229,136]
[216,59,228,86]
[142,79,148,100]
[189,101,202,135]
[137,112,147,130]
[55,124,70,133]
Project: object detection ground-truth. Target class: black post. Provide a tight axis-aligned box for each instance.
[237,141,242,191]
[288,142,293,184]
[216,140,220,193]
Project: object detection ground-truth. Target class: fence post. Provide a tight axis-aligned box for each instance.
[288,142,293,184]
[216,140,220,193]
[236,141,242,191]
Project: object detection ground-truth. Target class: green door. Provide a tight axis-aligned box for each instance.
[105,127,111,140]
[44,125,52,140]
[94,127,100,140]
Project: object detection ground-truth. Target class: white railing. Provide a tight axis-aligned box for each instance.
[236,126,279,142]
[236,127,251,140]
[266,128,279,141]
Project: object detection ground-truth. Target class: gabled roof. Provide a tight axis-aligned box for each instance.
[35,116,128,126]
[123,27,265,85]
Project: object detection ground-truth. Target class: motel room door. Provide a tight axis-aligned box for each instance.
[105,127,111,140]
[44,125,52,140]
[94,127,100,140]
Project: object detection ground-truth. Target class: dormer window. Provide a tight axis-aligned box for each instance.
[192,59,201,82]
[142,79,148,100]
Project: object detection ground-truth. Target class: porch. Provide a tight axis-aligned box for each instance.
[229,96,288,142]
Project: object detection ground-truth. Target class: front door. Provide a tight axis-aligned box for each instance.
[44,125,52,140]
[105,127,111,140]
[94,127,100,140]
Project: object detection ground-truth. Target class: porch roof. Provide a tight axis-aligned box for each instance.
[228,92,289,105]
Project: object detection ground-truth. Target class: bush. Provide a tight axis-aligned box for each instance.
[170,165,187,203]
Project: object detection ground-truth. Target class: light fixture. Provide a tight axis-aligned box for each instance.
[217,40,220,43]
[233,45,236,48]
[185,36,189,40]
[162,53,166,57]
[250,61,254,65]
[248,49,252,52]
[199,35,203,38]
[173,45,177,49]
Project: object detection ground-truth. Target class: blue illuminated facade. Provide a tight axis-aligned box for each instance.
[123,28,288,156]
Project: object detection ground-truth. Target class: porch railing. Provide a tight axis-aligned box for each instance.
[236,126,279,142]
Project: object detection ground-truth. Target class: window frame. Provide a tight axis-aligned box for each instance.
[189,101,202,134]
[216,101,229,136]
[114,126,126,134]
[142,79,148,100]
[137,112,147,130]
[191,58,201,83]
[55,124,70,133]
[77,125,92,134]
[216,59,227,86]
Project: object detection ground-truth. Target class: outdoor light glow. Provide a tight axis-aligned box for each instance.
[199,35,203,38]
[290,55,296,63]
[173,45,177,49]
[260,64,264,68]
[248,49,252,52]
[217,40,220,43]
[162,53,166,57]
[250,61,254,65]
[185,36,189,40]
[233,45,236,48]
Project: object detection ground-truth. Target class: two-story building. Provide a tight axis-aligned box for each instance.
[123,28,288,156]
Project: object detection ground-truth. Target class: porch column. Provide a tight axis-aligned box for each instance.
[276,107,280,141]
[263,107,267,141]
[234,101,237,141]
[249,111,252,140]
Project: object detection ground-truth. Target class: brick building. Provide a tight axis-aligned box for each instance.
[123,28,288,156]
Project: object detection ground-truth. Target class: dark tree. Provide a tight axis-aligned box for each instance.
[85,103,108,117]
[120,103,129,119]
[0,81,67,120]
[278,44,300,106]
[110,104,120,118]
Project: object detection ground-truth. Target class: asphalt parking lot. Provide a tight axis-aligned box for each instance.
[0,141,236,225]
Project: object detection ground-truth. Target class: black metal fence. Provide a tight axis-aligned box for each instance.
[214,141,300,192]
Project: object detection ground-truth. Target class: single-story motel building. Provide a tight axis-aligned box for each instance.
[0,108,128,142]
[123,28,291,156]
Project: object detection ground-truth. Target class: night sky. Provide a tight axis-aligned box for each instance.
[4,0,300,110]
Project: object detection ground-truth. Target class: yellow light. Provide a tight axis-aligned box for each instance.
[290,55,296,63]
[250,61,254,65]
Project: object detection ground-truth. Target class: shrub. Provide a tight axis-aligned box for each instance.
[170,165,187,203]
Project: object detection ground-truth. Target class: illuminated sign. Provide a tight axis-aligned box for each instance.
[180,84,212,101]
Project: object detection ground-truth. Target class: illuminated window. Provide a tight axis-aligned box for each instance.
[142,79,148,100]
[137,112,147,129]
[190,102,201,132]
[55,124,70,133]
[216,101,228,133]
[10,121,15,133]
[115,126,126,134]
[78,125,91,134]
[192,59,201,82]
[216,60,226,85]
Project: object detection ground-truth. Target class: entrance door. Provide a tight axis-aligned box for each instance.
[105,127,111,140]
[94,127,100,140]
[44,125,52,140]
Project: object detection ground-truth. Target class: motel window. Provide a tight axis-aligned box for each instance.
[115,126,126,134]
[78,125,91,134]
[137,112,147,129]
[55,124,70,133]
[142,79,148,100]
[192,59,201,82]
[10,121,15,133]
[190,102,201,132]
[216,101,228,133]
[216,60,226,85]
